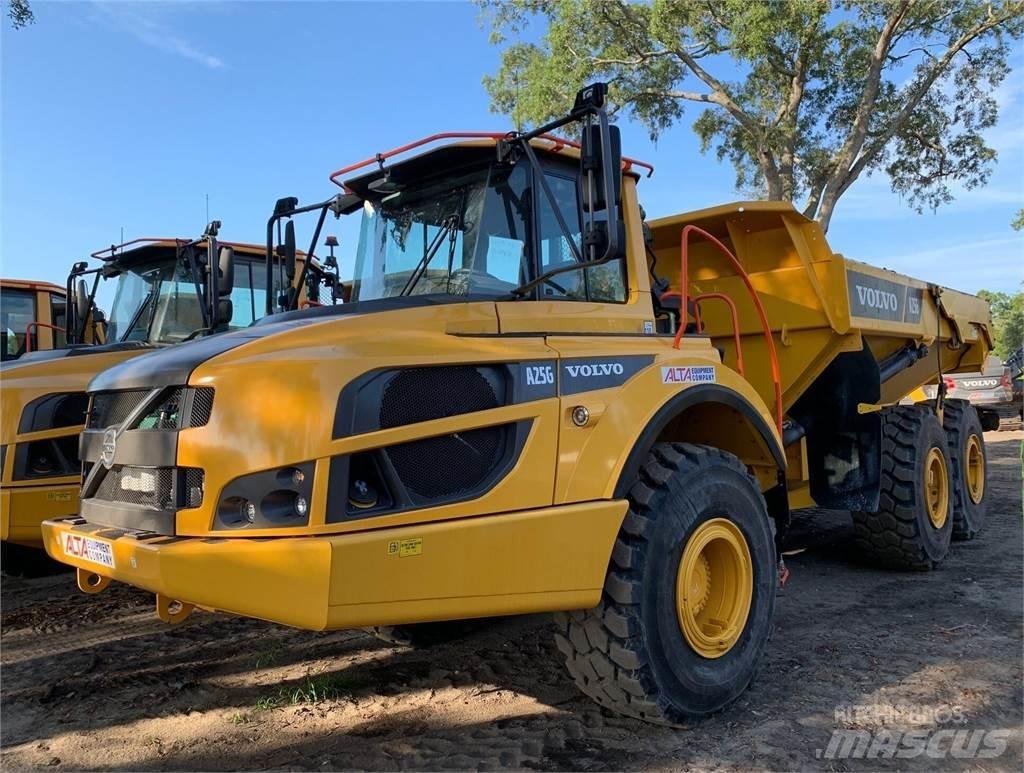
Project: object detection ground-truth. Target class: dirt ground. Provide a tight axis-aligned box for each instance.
[1,432,1021,772]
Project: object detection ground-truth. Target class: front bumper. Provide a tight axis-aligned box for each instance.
[41,499,626,631]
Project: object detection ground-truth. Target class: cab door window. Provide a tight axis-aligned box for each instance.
[536,170,626,303]
[1,287,37,359]
[49,293,67,348]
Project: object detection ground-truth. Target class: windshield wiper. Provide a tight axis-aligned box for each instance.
[399,214,461,296]
[118,289,156,343]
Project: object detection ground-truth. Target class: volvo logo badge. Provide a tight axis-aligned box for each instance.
[100,428,117,469]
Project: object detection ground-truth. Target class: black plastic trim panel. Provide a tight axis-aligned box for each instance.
[325,419,533,523]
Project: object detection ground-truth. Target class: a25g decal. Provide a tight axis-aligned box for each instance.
[525,365,555,386]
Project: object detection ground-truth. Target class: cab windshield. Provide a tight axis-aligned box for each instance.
[351,163,532,302]
[106,252,272,344]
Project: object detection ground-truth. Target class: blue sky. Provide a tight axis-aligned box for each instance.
[2,0,1022,310]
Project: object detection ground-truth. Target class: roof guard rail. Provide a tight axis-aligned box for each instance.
[328,131,654,190]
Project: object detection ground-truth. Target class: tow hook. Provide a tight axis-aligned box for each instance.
[155,593,195,624]
[76,568,111,595]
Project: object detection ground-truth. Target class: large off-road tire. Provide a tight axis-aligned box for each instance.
[553,443,777,726]
[368,620,487,648]
[942,399,987,541]
[852,406,953,570]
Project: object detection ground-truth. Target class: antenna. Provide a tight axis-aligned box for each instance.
[206,193,210,223]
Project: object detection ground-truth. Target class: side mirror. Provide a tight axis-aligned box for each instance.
[75,279,90,332]
[218,246,235,296]
[218,298,233,326]
[580,122,622,212]
[284,220,297,281]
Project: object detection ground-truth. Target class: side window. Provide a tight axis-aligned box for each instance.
[1,287,37,359]
[228,259,265,328]
[538,173,585,300]
[50,293,67,348]
[536,171,626,303]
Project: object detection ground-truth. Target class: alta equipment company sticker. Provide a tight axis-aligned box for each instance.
[661,366,716,384]
[62,534,116,568]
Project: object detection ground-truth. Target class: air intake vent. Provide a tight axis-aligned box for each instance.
[379,367,500,428]
[89,390,150,429]
[378,367,505,501]
[190,388,215,427]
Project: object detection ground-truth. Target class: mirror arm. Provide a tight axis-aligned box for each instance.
[289,203,330,311]
[181,242,211,330]
[266,197,342,315]
[207,233,220,327]
[83,272,101,343]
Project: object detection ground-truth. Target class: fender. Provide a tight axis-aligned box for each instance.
[613,384,786,499]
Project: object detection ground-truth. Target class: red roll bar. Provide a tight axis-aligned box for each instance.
[328,131,655,189]
[668,225,783,435]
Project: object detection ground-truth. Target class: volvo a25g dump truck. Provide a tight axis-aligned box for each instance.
[1,224,326,573]
[43,85,992,724]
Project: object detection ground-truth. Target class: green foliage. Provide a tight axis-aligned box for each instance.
[7,0,33,29]
[978,287,1024,359]
[480,1,1024,231]
[1012,209,1024,230]
[255,672,370,710]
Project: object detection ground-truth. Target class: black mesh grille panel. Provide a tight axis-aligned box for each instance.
[378,367,505,501]
[183,468,205,508]
[189,388,215,427]
[89,466,204,510]
[385,430,504,499]
[379,367,499,428]
[92,466,176,510]
[89,390,150,429]
[138,388,184,430]
[88,388,214,430]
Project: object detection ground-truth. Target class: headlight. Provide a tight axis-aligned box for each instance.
[215,463,314,530]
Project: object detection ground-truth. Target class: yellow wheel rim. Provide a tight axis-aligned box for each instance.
[965,434,985,505]
[676,518,753,659]
[924,447,949,529]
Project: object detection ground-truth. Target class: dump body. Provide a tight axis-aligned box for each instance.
[649,201,991,509]
[649,202,990,406]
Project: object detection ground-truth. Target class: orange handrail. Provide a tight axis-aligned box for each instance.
[669,225,782,435]
[24,321,65,352]
[693,292,745,377]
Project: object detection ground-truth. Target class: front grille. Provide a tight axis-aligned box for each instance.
[87,387,215,430]
[190,388,215,427]
[89,465,204,510]
[93,466,176,510]
[138,388,185,430]
[89,390,150,429]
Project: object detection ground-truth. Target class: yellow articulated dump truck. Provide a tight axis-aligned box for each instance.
[1,223,325,574]
[42,85,992,724]
[1,277,103,361]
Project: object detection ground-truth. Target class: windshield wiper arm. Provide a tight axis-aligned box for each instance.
[118,290,156,343]
[400,214,460,296]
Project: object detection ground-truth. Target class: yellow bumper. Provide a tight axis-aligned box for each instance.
[41,500,627,631]
[2,483,80,547]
